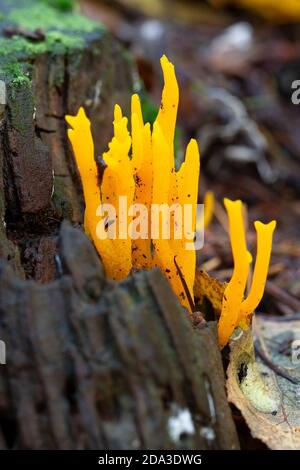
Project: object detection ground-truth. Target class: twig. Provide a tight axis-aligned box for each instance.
[254,342,300,385]
[265,280,300,313]
[174,256,195,313]
[258,312,300,322]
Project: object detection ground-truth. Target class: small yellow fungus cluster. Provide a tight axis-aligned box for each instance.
[203,192,215,229]
[211,0,300,22]
[66,56,200,313]
[218,199,276,348]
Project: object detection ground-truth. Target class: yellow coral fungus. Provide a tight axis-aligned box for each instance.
[218,198,276,349]
[66,108,127,279]
[239,220,276,321]
[203,191,215,228]
[211,0,300,22]
[66,55,200,313]
[131,94,153,270]
[66,55,275,344]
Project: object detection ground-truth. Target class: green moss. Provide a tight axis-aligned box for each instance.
[0,30,88,82]
[0,0,105,82]
[8,76,33,133]
[52,176,73,219]
[0,61,23,79]
[0,32,86,60]
[43,0,76,12]
[8,3,100,34]
[11,75,30,86]
[0,0,105,87]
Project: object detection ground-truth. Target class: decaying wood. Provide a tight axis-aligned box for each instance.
[0,222,239,449]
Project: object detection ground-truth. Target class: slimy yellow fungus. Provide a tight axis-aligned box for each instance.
[211,0,300,22]
[131,94,153,270]
[66,55,275,336]
[239,220,276,321]
[203,191,215,228]
[101,104,135,279]
[175,139,200,302]
[66,56,276,348]
[154,55,179,152]
[66,55,200,313]
[131,94,144,172]
[66,108,126,278]
[218,198,276,348]
[218,199,251,349]
[151,120,195,313]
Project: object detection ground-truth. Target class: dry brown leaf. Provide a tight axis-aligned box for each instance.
[194,269,225,316]
[227,316,300,449]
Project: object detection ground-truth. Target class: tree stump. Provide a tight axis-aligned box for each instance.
[0,0,133,278]
[0,0,239,450]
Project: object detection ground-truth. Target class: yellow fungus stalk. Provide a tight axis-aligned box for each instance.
[151,122,193,312]
[154,55,179,153]
[239,220,276,321]
[175,139,200,302]
[131,94,153,270]
[101,105,135,279]
[218,199,251,349]
[210,0,300,22]
[203,191,215,228]
[218,198,276,348]
[66,108,125,278]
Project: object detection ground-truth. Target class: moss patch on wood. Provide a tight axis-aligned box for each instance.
[7,3,98,33]
[0,0,105,84]
[42,0,76,12]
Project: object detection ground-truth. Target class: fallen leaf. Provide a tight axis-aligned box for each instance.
[227,316,300,449]
[194,269,225,317]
